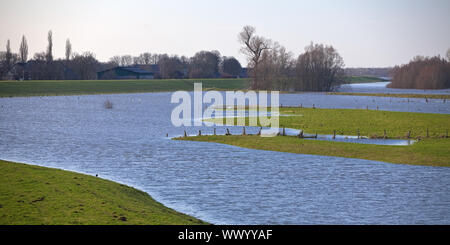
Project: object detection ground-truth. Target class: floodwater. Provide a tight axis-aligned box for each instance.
[0,86,449,224]
[339,81,450,94]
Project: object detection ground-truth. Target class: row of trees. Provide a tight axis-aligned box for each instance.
[389,54,450,89]
[109,51,242,79]
[238,26,345,91]
[0,31,103,80]
[0,31,244,80]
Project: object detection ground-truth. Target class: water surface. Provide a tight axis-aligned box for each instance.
[0,92,449,224]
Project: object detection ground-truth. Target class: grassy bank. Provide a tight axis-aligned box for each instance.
[207,107,450,138]
[0,78,249,97]
[179,136,449,167]
[0,160,207,225]
[344,76,388,84]
[179,107,450,167]
[328,92,450,99]
[0,76,392,98]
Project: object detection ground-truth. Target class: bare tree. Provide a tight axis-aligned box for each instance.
[109,56,121,66]
[189,50,221,78]
[65,39,72,61]
[221,57,242,77]
[120,55,133,66]
[6,39,12,68]
[140,52,152,64]
[19,35,28,63]
[238,26,271,89]
[46,30,53,62]
[70,52,99,79]
[295,42,345,91]
[390,55,450,89]
[447,48,450,62]
[158,55,186,79]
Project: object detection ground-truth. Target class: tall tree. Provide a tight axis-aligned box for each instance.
[109,56,121,66]
[19,35,28,63]
[120,55,133,66]
[46,30,53,62]
[189,50,221,78]
[238,26,271,89]
[65,39,72,61]
[158,55,185,79]
[221,57,242,77]
[295,42,345,91]
[5,39,12,69]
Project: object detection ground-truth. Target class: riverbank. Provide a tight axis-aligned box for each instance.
[178,107,450,167]
[0,160,207,225]
[0,76,389,97]
[343,76,388,84]
[0,79,249,97]
[328,92,450,99]
[179,135,449,167]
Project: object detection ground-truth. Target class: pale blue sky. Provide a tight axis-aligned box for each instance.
[1,0,449,67]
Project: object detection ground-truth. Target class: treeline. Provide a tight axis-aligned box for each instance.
[389,53,450,89]
[0,31,243,80]
[109,51,242,79]
[2,27,347,92]
[0,31,103,80]
[238,26,345,91]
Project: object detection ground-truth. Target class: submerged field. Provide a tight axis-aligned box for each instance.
[0,160,207,225]
[179,107,450,167]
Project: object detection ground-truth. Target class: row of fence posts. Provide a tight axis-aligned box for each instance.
[174,128,449,139]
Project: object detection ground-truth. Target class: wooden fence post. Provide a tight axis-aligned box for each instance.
[214,128,216,135]
[198,130,202,136]
[333,130,336,139]
[184,130,187,137]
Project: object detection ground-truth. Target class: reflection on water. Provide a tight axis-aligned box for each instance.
[0,93,449,224]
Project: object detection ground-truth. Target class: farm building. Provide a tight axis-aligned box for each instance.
[97,66,155,80]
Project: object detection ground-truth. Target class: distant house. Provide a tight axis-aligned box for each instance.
[97,66,155,80]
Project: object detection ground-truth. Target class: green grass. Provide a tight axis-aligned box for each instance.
[344,76,388,84]
[0,78,249,97]
[180,107,450,167]
[327,92,450,99]
[179,135,450,167]
[0,160,207,225]
[207,107,450,138]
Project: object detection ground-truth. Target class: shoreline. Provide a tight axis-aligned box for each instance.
[0,159,208,225]
[179,107,450,167]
